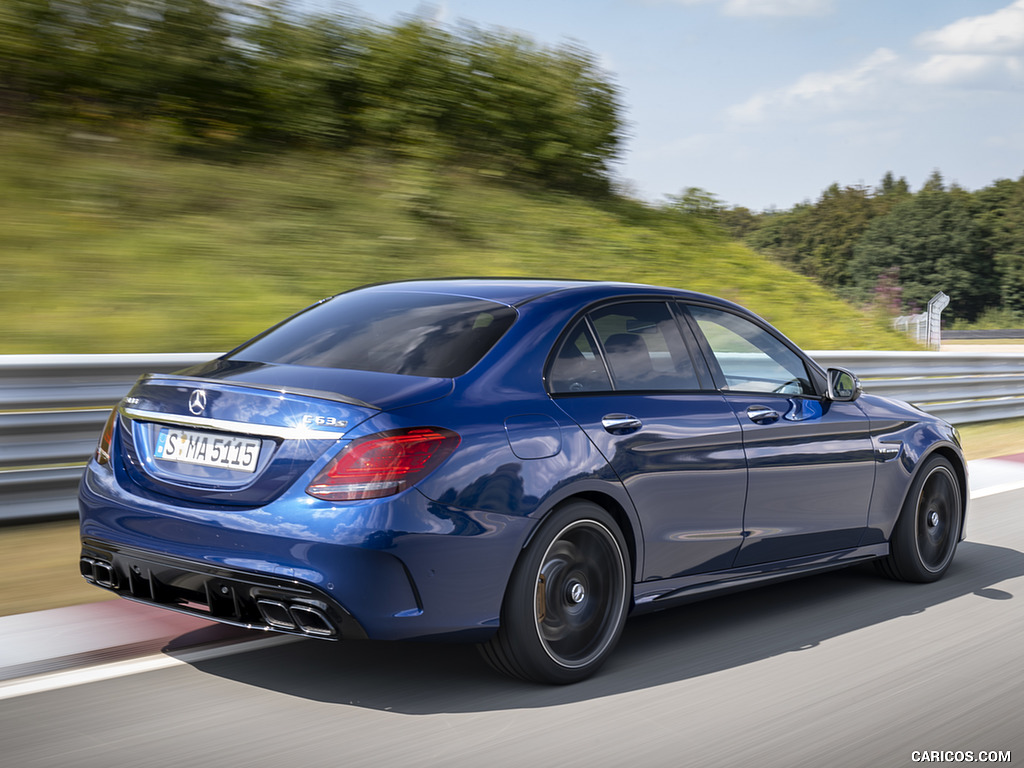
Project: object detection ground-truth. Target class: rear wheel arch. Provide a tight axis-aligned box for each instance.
[525,490,641,583]
[479,497,632,683]
[575,491,640,582]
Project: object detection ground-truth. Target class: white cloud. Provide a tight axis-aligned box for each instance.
[663,0,834,17]
[911,54,1024,87]
[908,1,1024,90]
[722,0,833,17]
[728,2,1024,126]
[728,48,899,123]
[915,0,1024,54]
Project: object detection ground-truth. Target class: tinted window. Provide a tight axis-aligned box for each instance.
[588,302,700,391]
[231,291,516,377]
[688,305,813,395]
[548,321,613,393]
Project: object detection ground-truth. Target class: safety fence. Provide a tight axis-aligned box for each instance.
[2,350,1023,523]
[0,355,210,524]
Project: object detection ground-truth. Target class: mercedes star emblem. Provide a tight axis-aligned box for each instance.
[188,389,207,416]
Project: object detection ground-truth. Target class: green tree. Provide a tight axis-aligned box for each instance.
[457,28,622,193]
[746,204,813,272]
[745,183,875,289]
[803,183,874,288]
[238,2,360,148]
[850,183,995,320]
[134,0,248,147]
[665,187,724,220]
[974,176,1024,315]
[995,252,1024,315]
[873,171,912,215]
[719,206,758,239]
[0,0,140,122]
[0,1,625,186]
[0,0,59,117]
[353,18,463,156]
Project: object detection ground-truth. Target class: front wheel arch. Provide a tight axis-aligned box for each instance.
[927,446,968,541]
[877,453,964,583]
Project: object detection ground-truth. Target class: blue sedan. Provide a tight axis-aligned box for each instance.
[79,279,967,683]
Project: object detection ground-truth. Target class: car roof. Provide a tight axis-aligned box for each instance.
[353,277,731,309]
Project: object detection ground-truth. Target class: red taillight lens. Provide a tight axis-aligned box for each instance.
[306,427,460,501]
[95,409,118,465]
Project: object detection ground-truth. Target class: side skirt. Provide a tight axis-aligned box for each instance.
[631,543,889,615]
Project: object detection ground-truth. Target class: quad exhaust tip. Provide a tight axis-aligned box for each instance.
[289,604,335,636]
[80,557,117,589]
[256,599,336,637]
[255,599,295,630]
[78,557,338,638]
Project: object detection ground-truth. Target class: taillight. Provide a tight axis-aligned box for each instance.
[306,427,460,501]
[95,409,118,465]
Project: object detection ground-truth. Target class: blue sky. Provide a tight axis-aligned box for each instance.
[310,1,1024,211]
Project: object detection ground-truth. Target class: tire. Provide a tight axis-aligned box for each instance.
[479,501,630,684]
[877,455,963,583]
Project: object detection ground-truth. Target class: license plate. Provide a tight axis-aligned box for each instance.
[154,427,261,473]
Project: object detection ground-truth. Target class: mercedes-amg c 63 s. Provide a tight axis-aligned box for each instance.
[79,279,967,683]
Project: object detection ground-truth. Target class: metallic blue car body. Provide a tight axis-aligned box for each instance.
[79,279,968,677]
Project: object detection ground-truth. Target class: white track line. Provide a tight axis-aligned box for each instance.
[971,480,1024,499]
[0,635,298,701]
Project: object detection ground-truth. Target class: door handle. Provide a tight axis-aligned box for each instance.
[746,405,780,425]
[601,414,643,434]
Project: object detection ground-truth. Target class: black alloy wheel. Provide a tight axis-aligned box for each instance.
[479,501,630,684]
[878,455,963,583]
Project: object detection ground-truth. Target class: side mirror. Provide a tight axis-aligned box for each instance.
[827,367,861,401]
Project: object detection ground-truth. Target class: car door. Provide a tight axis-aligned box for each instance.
[548,300,747,580]
[682,303,876,566]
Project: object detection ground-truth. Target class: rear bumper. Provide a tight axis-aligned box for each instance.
[79,459,534,642]
[80,538,368,641]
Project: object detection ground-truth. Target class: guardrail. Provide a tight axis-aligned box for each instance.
[811,350,1024,424]
[2,350,1024,524]
[943,330,1024,339]
[0,354,212,524]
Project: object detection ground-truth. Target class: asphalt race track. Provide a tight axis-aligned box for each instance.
[1,469,1022,767]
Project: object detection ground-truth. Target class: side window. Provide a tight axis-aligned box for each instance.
[687,305,813,395]
[548,321,612,393]
[589,302,700,391]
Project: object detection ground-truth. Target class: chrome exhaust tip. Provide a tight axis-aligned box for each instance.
[289,604,336,637]
[256,599,296,630]
[80,557,117,588]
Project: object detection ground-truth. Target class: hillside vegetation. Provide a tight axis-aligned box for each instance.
[726,172,1024,326]
[0,2,968,351]
[0,131,912,353]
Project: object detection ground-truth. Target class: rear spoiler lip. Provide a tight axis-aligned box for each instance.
[140,373,380,411]
[120,405,349,440]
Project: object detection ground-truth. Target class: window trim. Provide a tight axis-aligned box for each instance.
[582,315,618,390]
[668,302,716,391]
[545,316,615,395]
[677,300,827,398]
[544,298,714,396]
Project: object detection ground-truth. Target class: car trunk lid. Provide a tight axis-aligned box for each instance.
[114,362,453,506]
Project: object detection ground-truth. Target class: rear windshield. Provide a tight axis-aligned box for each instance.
[230,290,517,378]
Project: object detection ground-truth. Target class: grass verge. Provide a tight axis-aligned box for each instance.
[1,129,912,354]
[0,519,117,617]
[957,417,1024,460]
